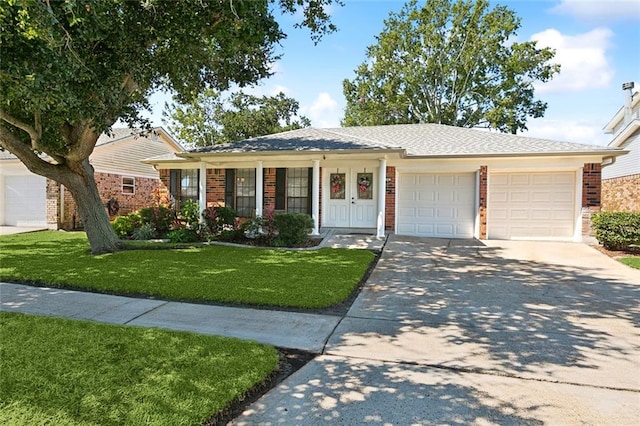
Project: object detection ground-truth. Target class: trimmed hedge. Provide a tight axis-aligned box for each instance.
[591,211,640,251]
[273,213,313,246]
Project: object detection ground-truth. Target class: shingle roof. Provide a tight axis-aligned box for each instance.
[190,123,621,157]
[189,127,399,154]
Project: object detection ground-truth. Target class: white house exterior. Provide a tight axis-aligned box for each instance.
[602,82,640,212]
[147,124,625,242]
[0,127,182,229]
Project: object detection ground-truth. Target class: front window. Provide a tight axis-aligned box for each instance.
[287,168,309,213]
[235,168,256,217]
[180,169,199,205]
[122,176,135,194]
[169,169,199,209]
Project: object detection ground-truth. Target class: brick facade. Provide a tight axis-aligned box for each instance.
[46,179,60,229]
[602,173,640,212]
[56,172,161,230]
[478,166,488,239]
[263,168,276,208]
[581,163,602,237]
[582,163,602,208]
[207,168,226,207]
[384,166,396,230]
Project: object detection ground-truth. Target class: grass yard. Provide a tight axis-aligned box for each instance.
[0,231,375,309]
[0,312,278,425]
[620,257,640,270]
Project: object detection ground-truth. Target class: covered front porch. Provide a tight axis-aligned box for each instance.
[161,154,395,238]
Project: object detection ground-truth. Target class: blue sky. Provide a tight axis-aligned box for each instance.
[148,0,640,146]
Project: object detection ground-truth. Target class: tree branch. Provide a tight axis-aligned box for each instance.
[0,109,41,148]
[0,124,66,182]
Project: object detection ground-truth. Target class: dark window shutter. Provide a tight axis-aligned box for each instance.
[275,168,286,210]
[307,167,313,214]
[196,169,200,200]
[169,169,180,207]
[225,169,235,209]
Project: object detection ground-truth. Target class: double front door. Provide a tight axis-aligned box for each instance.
[324,168,377,228]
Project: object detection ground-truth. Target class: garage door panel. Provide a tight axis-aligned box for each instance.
[397,172,475,239]
[4,175,47,227]
[489,172,575,240]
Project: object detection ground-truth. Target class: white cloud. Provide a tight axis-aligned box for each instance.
[520,118,610,146]
[550,0,640,22]
[532,28,615,93]
[302,92,341,128]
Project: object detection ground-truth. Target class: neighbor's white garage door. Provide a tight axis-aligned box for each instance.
[3,175,47,226]
[397,173,476,238]
[488,172,575,239]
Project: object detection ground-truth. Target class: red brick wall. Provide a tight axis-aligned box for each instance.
[385,166,396,231]
[59,172,160,230]
[46,179,60,229]
[206,168,226,207]
[602,174,640,212]
[479,165,488,239]
[263,168,276,209]
[582,163,601,207]
[581,163,602,237]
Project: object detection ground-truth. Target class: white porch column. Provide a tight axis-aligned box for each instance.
[198,162,207,219]
[312,160,320,235]
[256,161,263,217]
[377,158,387,238]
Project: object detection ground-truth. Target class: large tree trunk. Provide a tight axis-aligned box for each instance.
[64,160,120,254]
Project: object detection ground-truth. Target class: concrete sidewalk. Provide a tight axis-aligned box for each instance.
[0,283,341,353]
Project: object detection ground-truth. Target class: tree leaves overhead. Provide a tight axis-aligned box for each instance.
[342,0,559,133]
[164,90,311,147]
[0,0,338,254]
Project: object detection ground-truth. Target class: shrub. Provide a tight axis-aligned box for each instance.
[273,213,313,247]
[167,228,199,243]
[138,206,174,237]
[592,211,640,251]
[111,213,142,239]
[179,200,200,230]
[132,223,156,241]
[202,205,237,235]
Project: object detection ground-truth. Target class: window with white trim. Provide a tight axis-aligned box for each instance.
[122,176,135,194]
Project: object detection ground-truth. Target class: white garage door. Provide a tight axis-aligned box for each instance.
[489,172,575,239]
[397,173,476,238]
[4,175,47,226]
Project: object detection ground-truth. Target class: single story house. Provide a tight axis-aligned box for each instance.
[602,82,639,212]
[0,127,183,229]
[145,123,625,242]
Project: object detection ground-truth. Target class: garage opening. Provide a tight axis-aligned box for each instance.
[396,172,475,238]
[3,175,47,227]
[488,172,576,240]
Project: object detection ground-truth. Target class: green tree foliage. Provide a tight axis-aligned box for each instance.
[0,0,338,253]
[342,0,559,133]
[164,90,311,147]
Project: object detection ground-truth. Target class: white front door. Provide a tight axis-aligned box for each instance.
[324,168,377,228]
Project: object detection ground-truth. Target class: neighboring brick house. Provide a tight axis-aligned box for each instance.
[602,82,640,212]
[146,123,625,242]
[0,127,183,229]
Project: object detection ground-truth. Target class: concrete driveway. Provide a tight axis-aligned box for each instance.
[233,235,640,424]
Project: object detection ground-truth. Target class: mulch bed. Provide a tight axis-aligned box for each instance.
[590,244,640,259]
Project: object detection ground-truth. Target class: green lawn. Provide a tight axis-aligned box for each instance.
[0,312,278,425]
[620,257,640,270]
[0,231,375,308]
